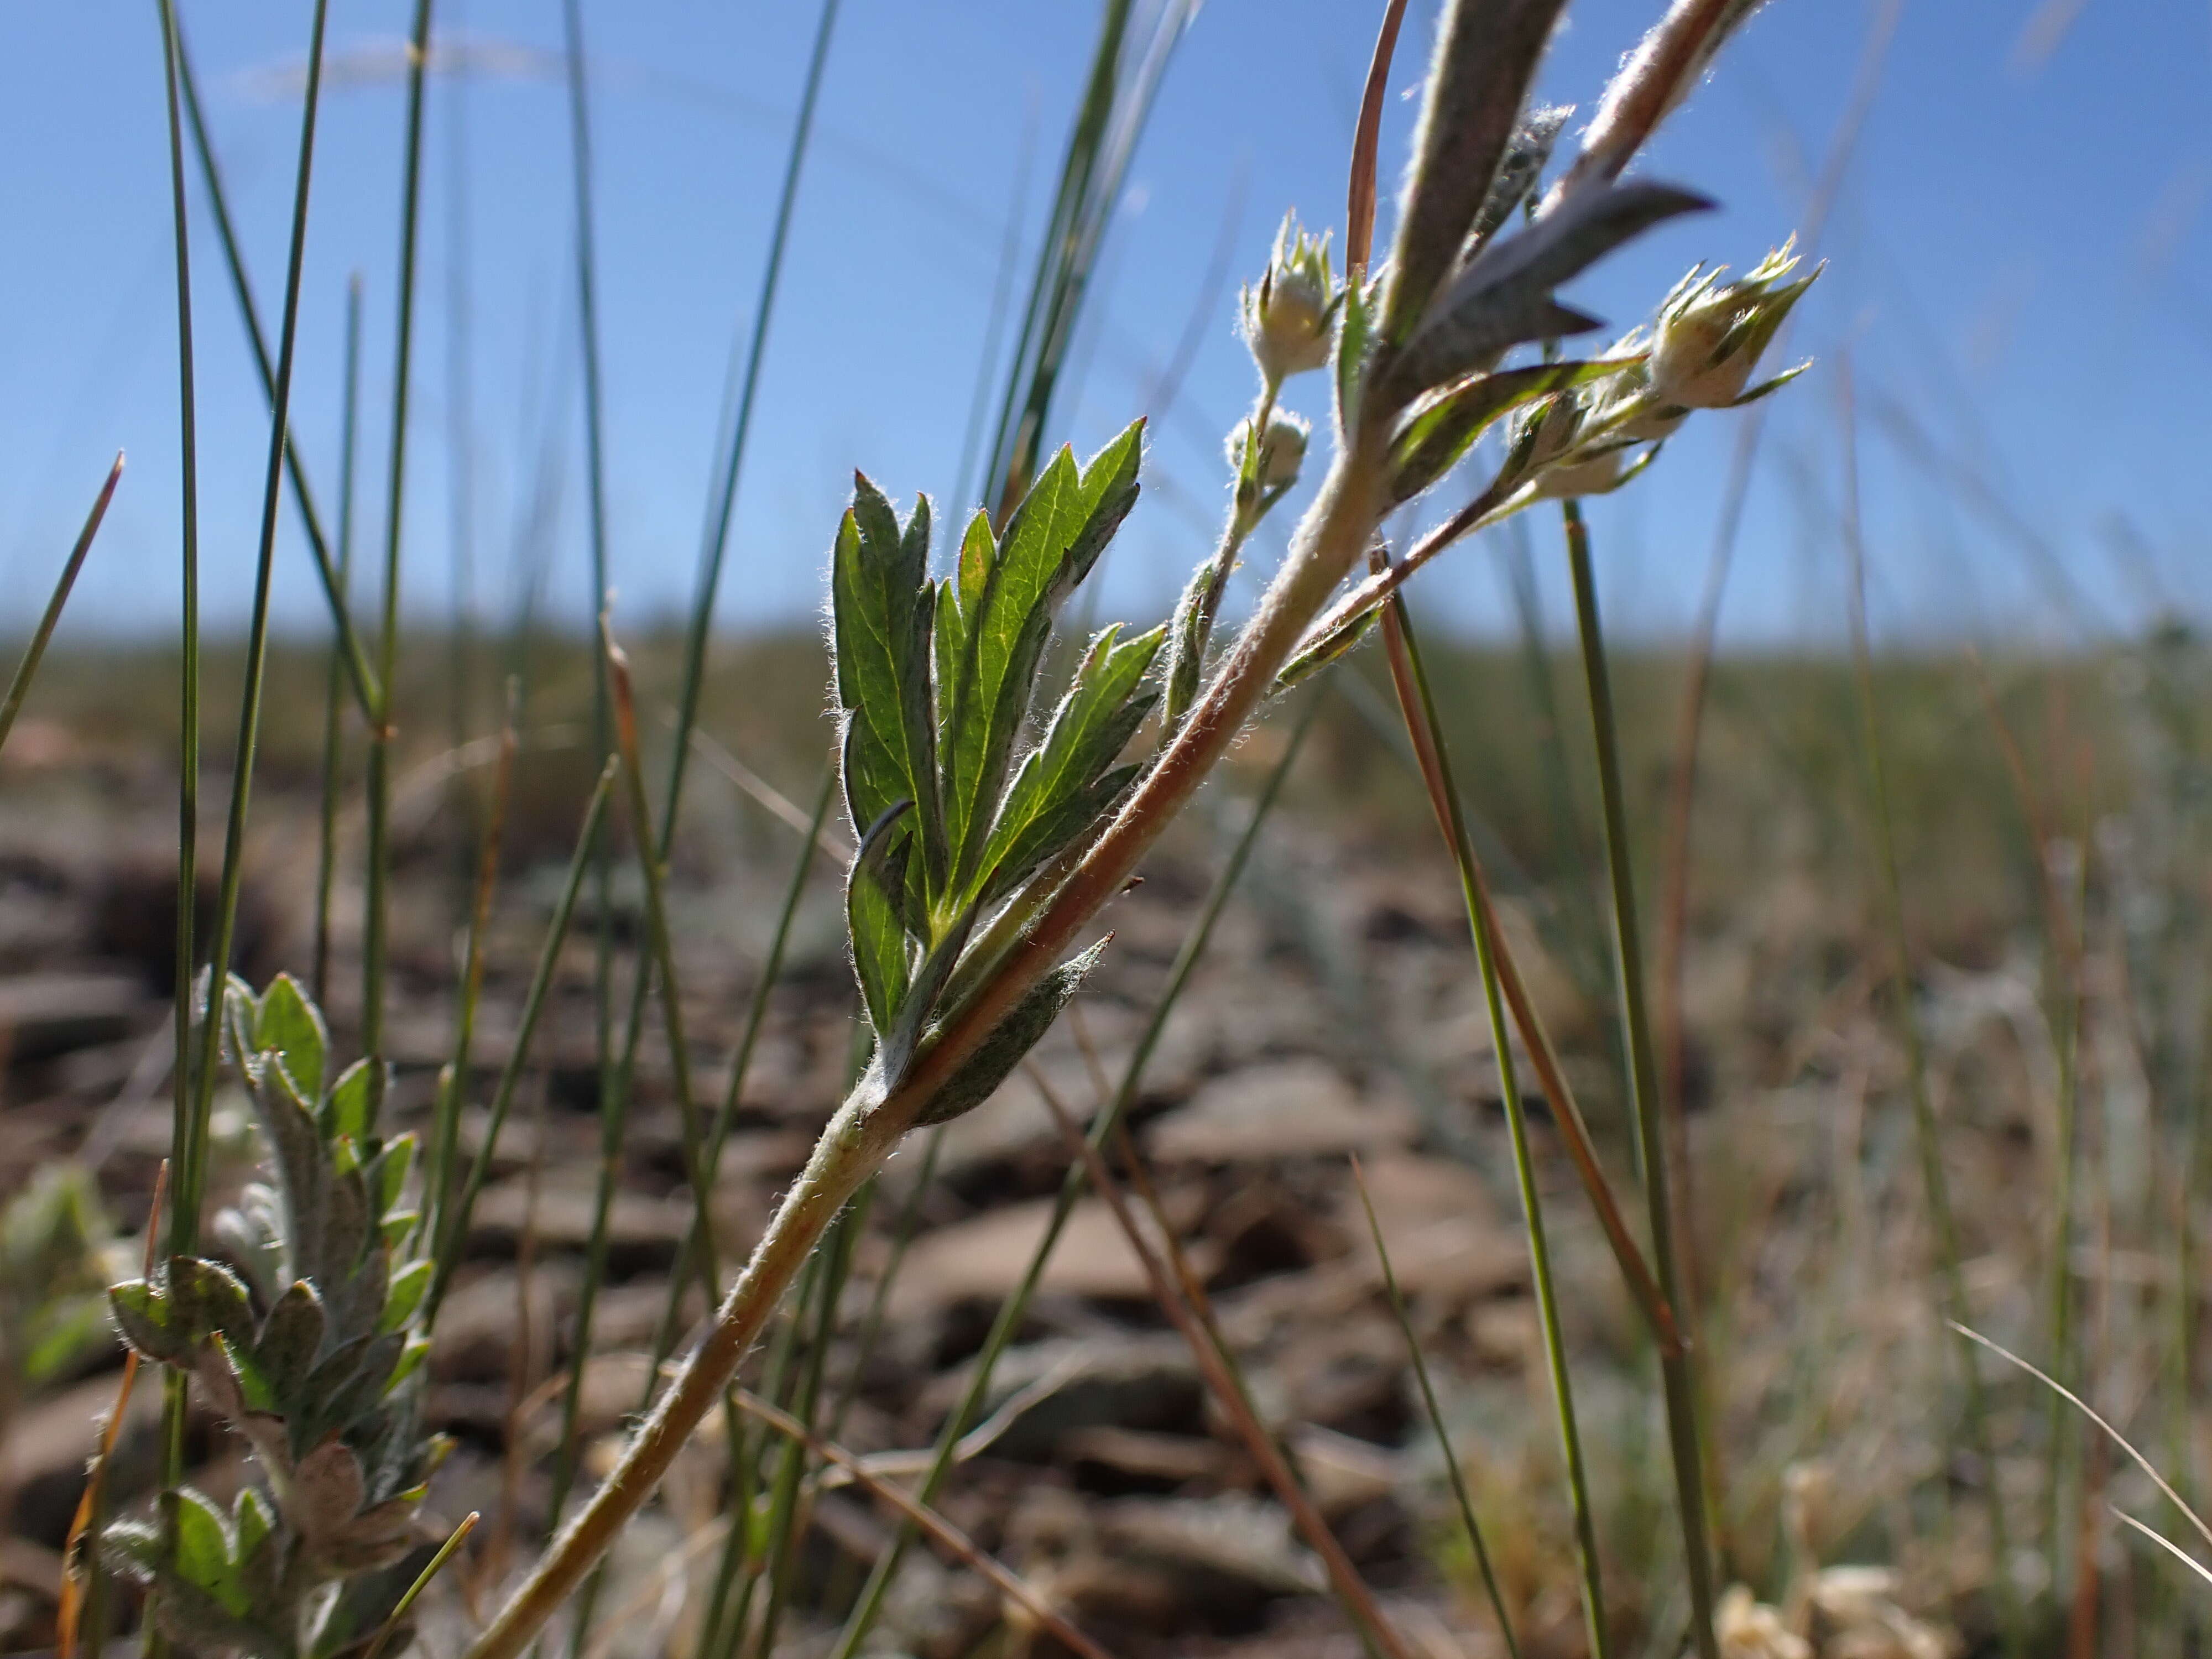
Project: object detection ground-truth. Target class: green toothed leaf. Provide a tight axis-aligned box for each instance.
[847,801,917,1035]
[252,972,328,1099]
[974,623,1162,899]
[832,478,943,877]
[938,423,1145,885]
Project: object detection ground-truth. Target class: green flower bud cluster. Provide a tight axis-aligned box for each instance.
[1239,213,1337,387]
[102,974,442,1659]
[1227,408,1310,495]
[1484,242,1820,504]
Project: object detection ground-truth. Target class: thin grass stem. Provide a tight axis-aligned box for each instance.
[425,684,519,1260]
[1382,594,1612,1659]
[425,760,618,1323]
[1351,1157,1519,1658]
[152,0,203,1579]
[312,277,364,1006]
[1561,500,1720,1657]
[170,24,378,717]
[0,454,123,758]
[177,0,332,1239]
[361,0,439,1134]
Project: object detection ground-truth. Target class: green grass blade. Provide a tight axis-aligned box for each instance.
[1352,1157,1521,1658]
[425,760,618,1323]
[1383,596,1611,1659]
[171,20,378,718]
[360,0,440,1136]
[178,0,335,1234]
[312,276,364,1006]
[424,688,519,1275]
[0,453,123,759]
[153,0,204,1555]
[546,0,842,1538]
[668,0,840,840]
[827,691,1318,1659]
[1560,498,1719,1659]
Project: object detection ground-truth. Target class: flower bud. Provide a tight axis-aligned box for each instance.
[1240,213,1335,384]
[1227,409,1310,492]
[1530,447,1630,501]
[1648,238,1822,409]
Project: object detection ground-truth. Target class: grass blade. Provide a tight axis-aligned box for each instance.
[176,0,333,1244]
[361,0,440,1134]
[312,276,364,1005]
[546,0,843,1537]
[1351,1156,1520,1657]
[171,20,378,717]
[0,452,123,759]
[425,760,618,1322]
[1379,593,1613,1658]
[1035,1081,1416,1659]
[1559,498,1720,1658]
[425,684,520,1265]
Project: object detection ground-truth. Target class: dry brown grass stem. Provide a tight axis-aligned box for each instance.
[726,1390,1121,1659]
[1032,1074,1421,1659]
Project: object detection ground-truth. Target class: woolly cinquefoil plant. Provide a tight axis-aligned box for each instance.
[103,975,441,1659]
[465,3,1808,1655]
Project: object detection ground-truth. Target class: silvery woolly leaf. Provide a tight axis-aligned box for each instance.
[169,1255,257,1349]
[1383,0,1574,344]
[257,1279,327,1406]
[1395,180,1712,394]
[1465,103,1573,254]
[293,1440,367,1545]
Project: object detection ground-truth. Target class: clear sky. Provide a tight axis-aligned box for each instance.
[1,0,2206,648]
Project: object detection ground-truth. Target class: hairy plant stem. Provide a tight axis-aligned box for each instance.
[1562,500,1720,1659]
[463,436,1392,1659]
[828,698,1319,1659]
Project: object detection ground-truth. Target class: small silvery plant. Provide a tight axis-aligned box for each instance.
[103,974,440,1659]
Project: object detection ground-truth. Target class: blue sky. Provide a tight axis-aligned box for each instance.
[1,0,2206,647]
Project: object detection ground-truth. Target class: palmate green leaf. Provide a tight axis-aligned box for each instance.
[974,622,1162,900]
[847,801,917,1035]
[832,477,942,877]
[938,421,1144,886]
[1386,357,1632,505]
